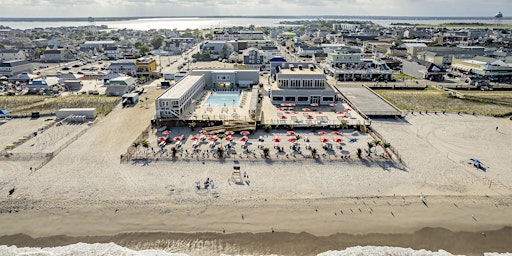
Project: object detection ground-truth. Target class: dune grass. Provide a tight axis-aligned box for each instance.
[0,95,120,117]
[375,88,512,116]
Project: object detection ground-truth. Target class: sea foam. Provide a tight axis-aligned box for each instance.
[0,242,188,256]
[1,243,511,256]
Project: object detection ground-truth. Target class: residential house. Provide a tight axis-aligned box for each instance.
[322,52,392,81]
[242,47,264,67]
[104,46,121,60]
[402,60,446,81]
[0,49,26,62]
[0,60,33,76]
[105,76,136,96]
[200,41,234,59]
[41,48,65,62]
[108,60,137,76]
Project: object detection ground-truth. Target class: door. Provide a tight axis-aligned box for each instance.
[310,96,320,104]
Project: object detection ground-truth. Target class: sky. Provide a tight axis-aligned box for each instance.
[0,0,509,18]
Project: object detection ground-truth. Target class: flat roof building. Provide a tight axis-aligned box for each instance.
[155,74,206,119]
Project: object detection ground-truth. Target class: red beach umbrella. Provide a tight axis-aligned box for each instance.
[162,130,171,135]
[335,137,343,143]
[225,136,233,141]
[240,136,248,142]
[336,111,344,114]
[190,136,199,141]
[208,136,218,141]
[198,130,206,135]
[288,137,297,143]
[286,131,296,136]
[306,114,314,119]
[240,131,250,136]
[331,131,341,136]
[225,131,234,136]
[317,111,323,114]
[280,103,289,107]
[288,103,296,107]
[310,103,319,107]
[173,136,182,141]
[280,115,287,119]
[209,131,218,135]
[329,103,337,107]
[272,137,281,142]
[291,111,298,114]
[345,107,352,111]
[342,115,349,119]
[318,131,327,136]
[302,108,310,111]
[320,137,329,143]
[158,136,167,142]
[277,107,285,111]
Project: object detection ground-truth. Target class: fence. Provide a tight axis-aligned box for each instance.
[367,126,405,166]
[120,124,151,162]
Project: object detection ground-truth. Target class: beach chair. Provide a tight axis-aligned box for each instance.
[291,116,302,124]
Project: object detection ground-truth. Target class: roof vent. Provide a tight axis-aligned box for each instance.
[298,65,303,70]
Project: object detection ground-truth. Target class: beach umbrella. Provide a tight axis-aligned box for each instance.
[320,137,329,143]
[302,108,310,111]
[162,130,171,135]
[225,136,233,141]
[225,131,234,136]
[158,136,167,142]
[0,110,10,115]
[286,131,296,136]
[173,136,182,141]
[198,130,206,135]
[336,111,344,115]
[240,130,250,136]
[208,136,218,141]
[209,131,218,135]
[318,131,327,136]
[329,103,337,107]
[331,131,341,136]
[310,103,319,107]
[240,136,248,142]
[280,115,287,119]
[291,111,298,114]
[334,137,343,143]
[317,111,323,114]
[288,103,296,107]
[272,137,281,142]
[190,136,199,141]
[342,115,349,119]
[345,107,352,111]
[277,107,285,111]
[306,114,314,119]
[288,137,297,143]
[280,103,288,107]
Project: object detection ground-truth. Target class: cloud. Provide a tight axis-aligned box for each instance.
[0,0,510,17]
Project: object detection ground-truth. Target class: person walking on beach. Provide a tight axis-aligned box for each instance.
[496,126,499,131]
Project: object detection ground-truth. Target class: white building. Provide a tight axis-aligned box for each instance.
[0,60,32,76]
[0,49,26,62]
[105,76,136,96]
[270,63,337,106]
[155,74,206,119]
[108,60,137,76]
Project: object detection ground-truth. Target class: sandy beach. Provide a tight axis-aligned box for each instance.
[1,83,511,255]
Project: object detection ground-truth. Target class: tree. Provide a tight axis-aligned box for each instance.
[216,146,225,158]
[34,48,45,59]
[134,41,144,49]
[150,36,164,50]
[263,147,270,158]
[357,148,362,159]
[141,140,149,156]
[139,45,151,56]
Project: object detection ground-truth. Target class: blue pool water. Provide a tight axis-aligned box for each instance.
[203,91,241,107]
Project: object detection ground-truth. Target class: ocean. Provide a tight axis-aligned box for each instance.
[1,16,511,30]
[1,243,511,256]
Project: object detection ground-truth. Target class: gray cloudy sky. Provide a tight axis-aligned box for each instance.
[0,0,509,17]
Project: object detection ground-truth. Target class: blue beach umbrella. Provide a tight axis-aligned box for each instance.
[0,110,10,115]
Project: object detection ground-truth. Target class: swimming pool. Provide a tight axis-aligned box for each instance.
[203,91,241,107]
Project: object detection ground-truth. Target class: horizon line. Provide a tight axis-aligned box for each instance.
[0,14,509,21]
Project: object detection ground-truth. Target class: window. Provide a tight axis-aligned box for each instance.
[298,97,308,101]
[322,97,334,102]
[285,96,295,101]
[272,96,283,101]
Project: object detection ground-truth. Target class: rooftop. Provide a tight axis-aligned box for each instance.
[159,74,203,100]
